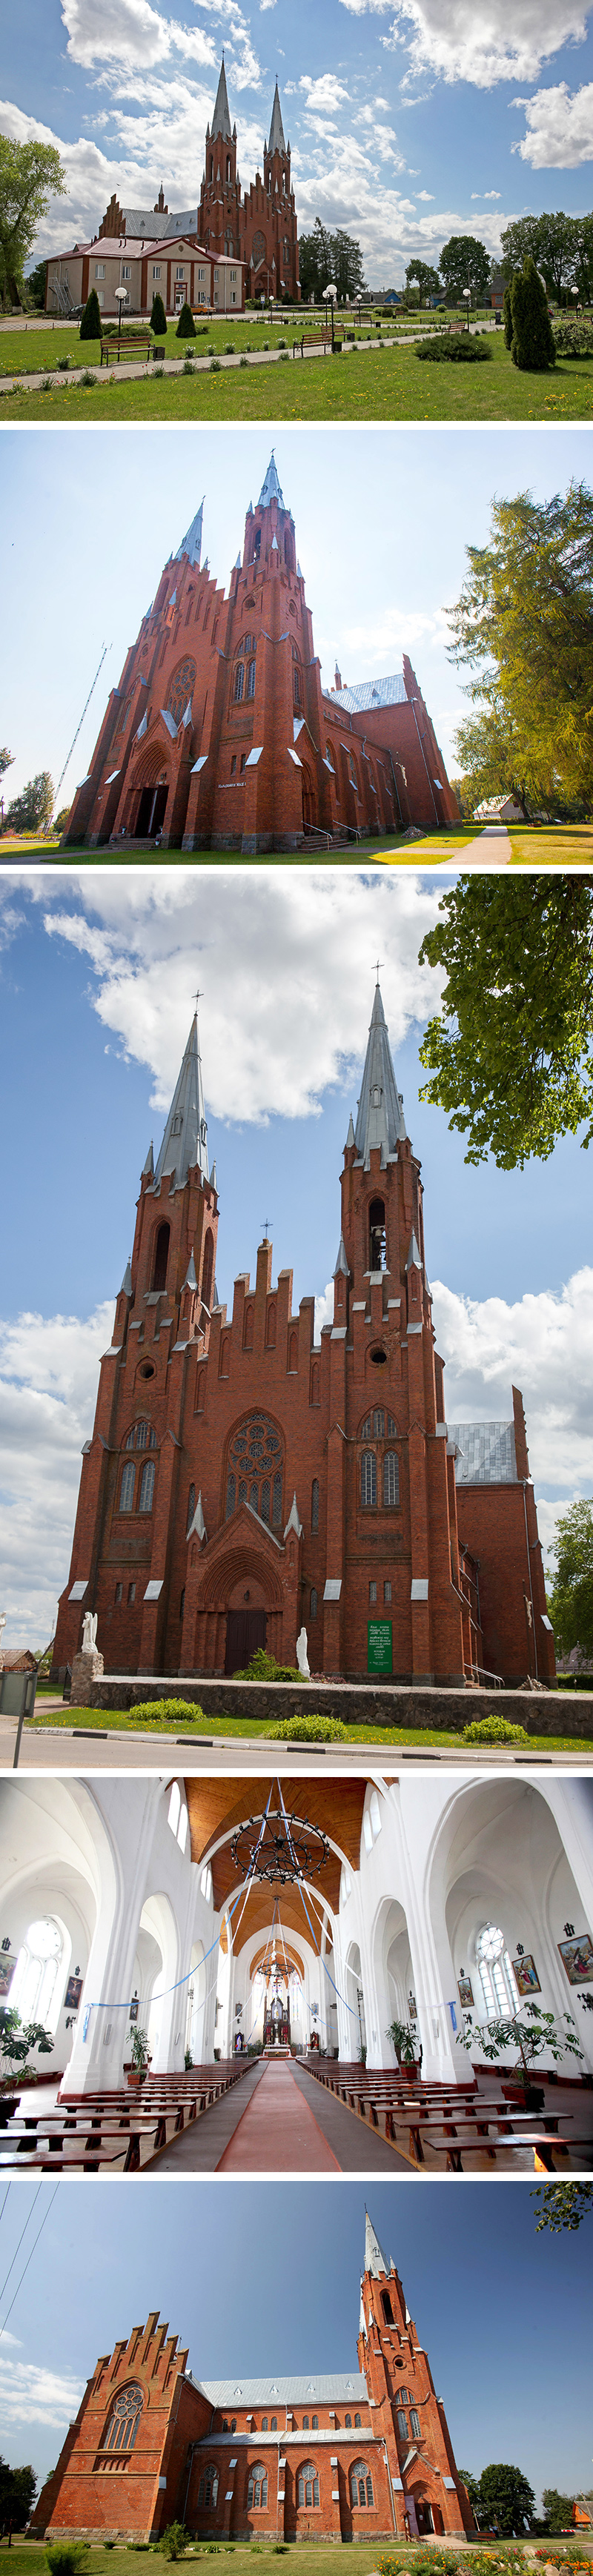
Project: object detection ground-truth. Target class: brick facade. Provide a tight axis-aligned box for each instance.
[52,980,554,1690]
[31,2223,474,2543]
[199,62,299,305]
[62,455,459,857]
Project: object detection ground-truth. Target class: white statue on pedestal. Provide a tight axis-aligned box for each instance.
[296,1625,310,1678]
[82,1611,98,1655]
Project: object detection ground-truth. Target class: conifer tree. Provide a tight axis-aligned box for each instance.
[150,290,166,336]
[175,299,195,337]
[510,258,555,371]
[79,285,102,340]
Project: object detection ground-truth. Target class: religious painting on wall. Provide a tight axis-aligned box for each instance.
[557,1933,593,1985]
[0,1956,16,1997]
[64,1974,84,2010]
[457,1976,474,2008]
[129,1999,139,2022]
[512,1954,541,1996]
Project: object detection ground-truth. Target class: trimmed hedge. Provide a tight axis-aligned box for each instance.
[553,318,593,356]
[264,1712,351,1742]
[127,1699,207,1726]
[460,1712,531,1745]
[415,334,492,364]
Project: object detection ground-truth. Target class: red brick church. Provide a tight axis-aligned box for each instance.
[31,2216,475,2544]
[53,978,554,1688]
[63,456,460,854]
[98,57,299,305]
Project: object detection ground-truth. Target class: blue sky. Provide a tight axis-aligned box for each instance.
[2,423,592,803]
[2,0,593,285]
[1,2178,592,2498]
[1,866,593,1643]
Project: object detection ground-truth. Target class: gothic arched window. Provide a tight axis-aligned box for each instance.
[197,2465,219,2508]
[9,1915,64,2030]
[139,1459,155,1513]
[361,1450,377,1509]
[475,1922,520,2020]
[119,1461,136,1513]
[233,662,245,703]
[153,1221,170,1292]
[202,1228,214,1309]
[311,1478,319,1531]
[350,2462,374,2508]
[248,2464,268,2509]
[103,2385,143,2454]
[383,1453,400,1507]
[227,1415,283,1528]
[298,2463,319,2507]
[168,657,196,726]
[247,660,256,700]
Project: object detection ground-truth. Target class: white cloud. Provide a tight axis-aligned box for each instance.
[380,0,590,89]
[471,187,501,196]
[512,80,593,166]
[431,1265,593,1566]
[314,1280,334,1339]
[61,0,215,67]
[416,186,434,197]
[0,1304,115,1646]
[0,2355,85,2431]
[342,602,449,660]
[298,71,351,113]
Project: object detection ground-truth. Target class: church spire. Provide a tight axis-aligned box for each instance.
[211,56,232,139]
[257,451,285,511]
[175,501,204,569]
[153,1011,209,1192]
[267,77,287,156]
[363,2209,391,2280]
[354,980,407,1167]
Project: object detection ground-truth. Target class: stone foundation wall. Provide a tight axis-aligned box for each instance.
[73,1673,593,1736]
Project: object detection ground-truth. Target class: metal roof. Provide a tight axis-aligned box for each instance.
[257,451,286,511]
[268,79,287,156]
[193,2373,368,2406]
[153,1013,209,1192]
[450,1421,518,1484]
[325,674,408,715]
[211,58,233,139]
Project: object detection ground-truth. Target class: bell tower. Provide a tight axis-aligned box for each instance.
[357,2215,474,2541]
[200,58,239,256]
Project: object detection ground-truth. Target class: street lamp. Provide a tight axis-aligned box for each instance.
[462,285,471,333]
[115,282,128,358]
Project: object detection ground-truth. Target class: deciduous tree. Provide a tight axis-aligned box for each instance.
[417,877,593,1167]
[6,770,54,833]
[445,482,593,813]
[439,233,491,303]
[477,2465,535,2536]
[405,258,441,305]
[0,135,66,309]
[534,2180,593,2231]
[547,1499,593,1659]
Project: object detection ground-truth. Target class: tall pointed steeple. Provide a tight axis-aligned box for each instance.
[354,980,407,1167]
[363,2210,391,2280]
[267,78,287,156]
[257,451,285,511]
[153,1012,209,1192]
[211,56,232,138]
[175,501,204,570]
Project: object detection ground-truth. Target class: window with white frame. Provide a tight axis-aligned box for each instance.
[475,1922,520,2020]
[153,265,162,279]
[9,1916,64,2031]
[95,262,105,279]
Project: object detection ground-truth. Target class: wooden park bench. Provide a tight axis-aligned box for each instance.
[292,331,331,357]
[100,332,153,368]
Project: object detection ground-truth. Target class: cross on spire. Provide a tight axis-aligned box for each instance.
[261,1215,272,1238]
[374,958,384,984]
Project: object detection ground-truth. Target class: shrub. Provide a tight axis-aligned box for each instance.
[210,357,221,371]
[159,2528,188,2560]
[239,356,248,366]
[225,341,236,354]
[265,1712,351,1742]
[46,2548,90,2576]
[279,351,289,362]
[153,365,165,378]
[553,318,593,356]
[176,302,195,338]
[150,291,167,337]
[56,353,70,370]
[415,334,492,363]
[127,1698,207,1726]
[81,368,97,387]
[104,2546,116,2554]
[509,259,555,371]
[233,1647,299,1682]
[182,356,196,374]
[79,288,102,341]
[41,374,53,391]
[460,1713,531,1746]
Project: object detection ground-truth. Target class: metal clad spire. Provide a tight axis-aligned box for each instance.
[354,982,407,1164]
[364,2211,390,2279]
[211,56,232,138]
[175,500,204,568]
[257,451,285,510]
[268,78,287,156]
[153,1012,209,1191]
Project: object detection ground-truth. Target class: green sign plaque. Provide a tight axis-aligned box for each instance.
[367,1619,392,1674]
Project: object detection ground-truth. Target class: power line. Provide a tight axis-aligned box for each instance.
[0,2182,60,2343]
[51,643,110,820]
[0,2181,42,2306]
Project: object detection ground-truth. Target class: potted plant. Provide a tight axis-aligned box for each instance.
[0,2004,53,2122]
[386,2017,419,2077]
[457,2006,583,2111]
[125,2024,151,2085]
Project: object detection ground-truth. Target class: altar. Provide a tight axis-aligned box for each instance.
[263,1991,291,2054]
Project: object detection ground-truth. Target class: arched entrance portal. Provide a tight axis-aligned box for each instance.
[135,773,168,839]
[225,1604,267,1674]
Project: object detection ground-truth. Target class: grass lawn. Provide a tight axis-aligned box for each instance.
[4,335,593,421]
[26,1703,591,1750]
[0,2552,550,2576]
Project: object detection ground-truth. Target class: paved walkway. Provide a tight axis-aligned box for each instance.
[0,319,499,400]
[3,1720,587,1771]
